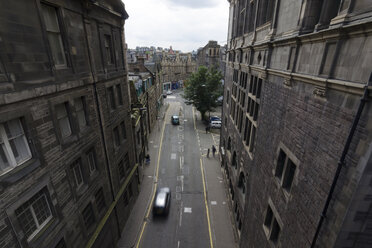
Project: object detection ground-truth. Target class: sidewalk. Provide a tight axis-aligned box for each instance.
[195,116,239,248]
[117,103,168,248]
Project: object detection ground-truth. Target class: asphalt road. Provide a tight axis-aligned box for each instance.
[140,92,210,248]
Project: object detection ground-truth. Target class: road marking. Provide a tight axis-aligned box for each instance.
[136,106,169,248]
[184,207,192,213]
[179,145,184,153]
[171,153,177,160]
[211,201,217,205]
[178,241,180,248]
[176,186,181,193]
[176,193,181,200]
[200,158,214,248]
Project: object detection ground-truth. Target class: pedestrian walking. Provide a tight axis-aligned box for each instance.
[212,145,216,157]
[207,148,210,158]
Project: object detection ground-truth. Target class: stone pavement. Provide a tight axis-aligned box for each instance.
[195,111,239,248]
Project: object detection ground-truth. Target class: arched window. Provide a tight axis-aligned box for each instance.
[232,152,237,169]
[238,172,246,194]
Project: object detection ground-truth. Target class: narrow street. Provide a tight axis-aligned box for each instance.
[118,90,237,248]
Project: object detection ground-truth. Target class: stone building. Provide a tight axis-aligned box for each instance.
[128,56,163,179]
[197,40,226,76]
[221,1,372,248]
[159,51,197,91]
[0,1,139,247]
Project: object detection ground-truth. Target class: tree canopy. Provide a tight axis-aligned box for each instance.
[183,66,223,120]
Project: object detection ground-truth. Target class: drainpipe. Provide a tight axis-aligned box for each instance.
[311,74,372,247]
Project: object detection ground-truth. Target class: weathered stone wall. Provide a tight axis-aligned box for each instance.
[222,0,372,247]
[0,0,138,247]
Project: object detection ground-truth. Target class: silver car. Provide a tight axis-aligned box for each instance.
[153,187,171,216]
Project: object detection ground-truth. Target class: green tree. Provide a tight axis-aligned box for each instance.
[183,66,223,120]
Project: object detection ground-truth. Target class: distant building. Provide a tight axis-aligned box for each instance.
[0,1,139,247]
[197,40,226,76]
[221,1,372,248]
[159,51,197,91]
[128,56,163,178]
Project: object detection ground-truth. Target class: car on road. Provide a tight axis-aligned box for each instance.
[184,99,193,105]
[210,120,221,128]
[171,115,180,125]
[166,90,172,95]
[153,187,171,216]
[209,116,221,128]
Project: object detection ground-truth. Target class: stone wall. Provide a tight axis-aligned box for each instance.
[222,0,372,247]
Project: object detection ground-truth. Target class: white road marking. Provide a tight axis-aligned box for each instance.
[223,201,226,205]
[184,207,192,213]
[171,153,177,160]
[153,145,159,148]
[211,201,217,205]
[176,186,181,192]
[179,145,184,153]
[184,119,188,122]
[176,193,181,200]
[167,96,176,99]
[149,141,153,143]
[178,241,180,248]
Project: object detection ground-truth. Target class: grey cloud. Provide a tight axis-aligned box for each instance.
[166,0,218,9]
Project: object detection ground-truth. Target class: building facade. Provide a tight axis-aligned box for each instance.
[0,1,139,247]
[128,56,163,180]
[221,1,372,248]
[197,40,226,76]
[159,51,197,91]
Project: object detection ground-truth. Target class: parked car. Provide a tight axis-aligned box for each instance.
[185,99,193,105]
[153,187,171,216]
[210,120,221,128]
[209,116,221,122]
[166,90,172,95]
[209,116,221,128]
[171,115,180,125]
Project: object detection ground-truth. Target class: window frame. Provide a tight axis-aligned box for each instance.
[263,201,282,244]
[0,118,32,174]
[55,102,72,138]
[86,148,97,175]
[15,189,53,242]
[71,159,84,190]
[74,97,88,131]
[274,146,299,196]
[82,202,96,230]
[40,3,68,69]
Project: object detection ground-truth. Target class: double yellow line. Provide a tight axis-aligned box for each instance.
[136,106,213,248]
[193,107,214,248]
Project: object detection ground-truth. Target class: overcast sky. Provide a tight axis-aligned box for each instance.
[123,0,229,53]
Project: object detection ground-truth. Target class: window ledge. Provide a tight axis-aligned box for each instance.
[0,158,41,184]
[60,135,78,149]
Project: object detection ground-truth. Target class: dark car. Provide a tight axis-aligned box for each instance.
[171,115,180,125]
[153,187,171,216]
